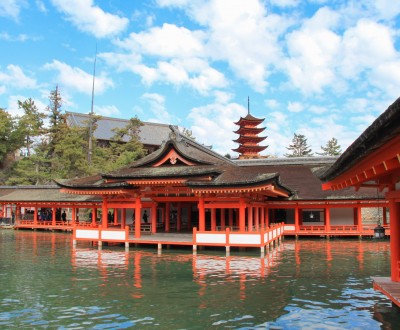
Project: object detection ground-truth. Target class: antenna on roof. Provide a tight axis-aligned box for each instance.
[247,96,250,115]
[88,44,97,165]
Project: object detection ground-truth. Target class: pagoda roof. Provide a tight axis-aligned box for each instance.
[234,113,265,126]
[233,135,267,144]
[234,126,266,135]
[232,145,268,153]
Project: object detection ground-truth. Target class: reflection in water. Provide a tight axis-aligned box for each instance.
[0,230,399,329]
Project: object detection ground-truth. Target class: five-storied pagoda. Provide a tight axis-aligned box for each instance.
[232,97,268,159]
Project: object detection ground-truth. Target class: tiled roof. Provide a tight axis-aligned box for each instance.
[0,186,101,202]
[66,111,171,147]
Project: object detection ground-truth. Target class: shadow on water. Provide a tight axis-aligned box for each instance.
[0,230,399,329]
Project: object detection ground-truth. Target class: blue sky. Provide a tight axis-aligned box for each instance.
[1,0,400,157]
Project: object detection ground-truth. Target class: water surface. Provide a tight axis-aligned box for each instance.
[0,230,399,329]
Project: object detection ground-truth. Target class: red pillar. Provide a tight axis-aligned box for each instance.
[91,207,97,226]
[198,197,205,231]
[72,207,76,224]
[325,207,331,232]
[52,207,56,226]
[187,205,192,229]
[177,202,182,231]
[388,198,400,282]
[255,207,259,231]
[121,208,126,229]
[165,202,170,232]
[247,206,253,231]
[211,208,216,231]
[114,209,118,225]
[294,207,300,232]
[135,197,142,238]
[220,208,225,229]
[151,204,157,234]
[102,200,108,228]
[357,206,362,232]
[239,198,246,232]
[34,206,38,226]
[265,207,269,227]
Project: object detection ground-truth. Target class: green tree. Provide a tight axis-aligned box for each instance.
[0,109,20,166]
[317,138,342,156]
[285,133,313,157]
[16,98,46,157]
[46,86,67,158]
[102,116,145,171]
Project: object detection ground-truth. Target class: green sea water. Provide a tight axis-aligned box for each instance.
[0,230,399,329]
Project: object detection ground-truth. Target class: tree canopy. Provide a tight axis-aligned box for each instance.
[1,88,145,185]
[317,138,342,156]
[285,133,313,157]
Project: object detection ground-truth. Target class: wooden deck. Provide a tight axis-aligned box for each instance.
[372,277,400,308]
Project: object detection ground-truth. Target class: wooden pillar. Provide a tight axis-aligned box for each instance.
[294,207,300,232]
[72,207,76,223]
[135,196,142,238]
[325,207,331,232]
[177,202,182,231]
[239,198,246,232]
[114,208,118,225]
[34,206,38,226]
[121,208,126,229]
[198,197,205,231]
[260,207,265,230]
[229,209,233,227]
[388,198,400,282]
[165,202,170,232]
[220,208,225,229]
[255,207,259,231]
[211,208,216,231]
[52,207,56,226]
[91,207,97,226]
[265,207,269,227]
[151,204,157,234]
[187,205,192,229]
[356,206,362,232]
[247,206,253,232]
[102,200,108,228]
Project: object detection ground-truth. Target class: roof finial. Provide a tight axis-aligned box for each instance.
[247,96,250,115]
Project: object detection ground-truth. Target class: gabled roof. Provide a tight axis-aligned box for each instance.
[66,111,171,147]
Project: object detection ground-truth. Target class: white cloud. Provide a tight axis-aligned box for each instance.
[119,24,206,58]
[0,0,25,20]
[269,0,300,8]
[51,0,128,38]
[265,99,280,110]
[188,100,246,155]
[43,60,114,95]
[0,64,37,91]
[142,93,172,124]
[284,7,341,94]
[94,105,121,117]
[287,101,304,113]
[371,0,400,20]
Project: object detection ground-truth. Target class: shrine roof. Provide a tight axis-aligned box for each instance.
[66,111,171,147]
[0,185,101,202]
[126,126,235,168]
[318,97,400,182]
[235,158,383,200]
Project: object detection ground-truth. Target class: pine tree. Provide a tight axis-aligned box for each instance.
[0,109,20,165]
[16,98,46,157]
[317,138,342,156]
[285,133,313,157]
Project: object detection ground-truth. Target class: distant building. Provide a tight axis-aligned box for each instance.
[66,112,172,154]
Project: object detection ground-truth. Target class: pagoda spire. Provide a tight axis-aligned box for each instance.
[232,98,268,159]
